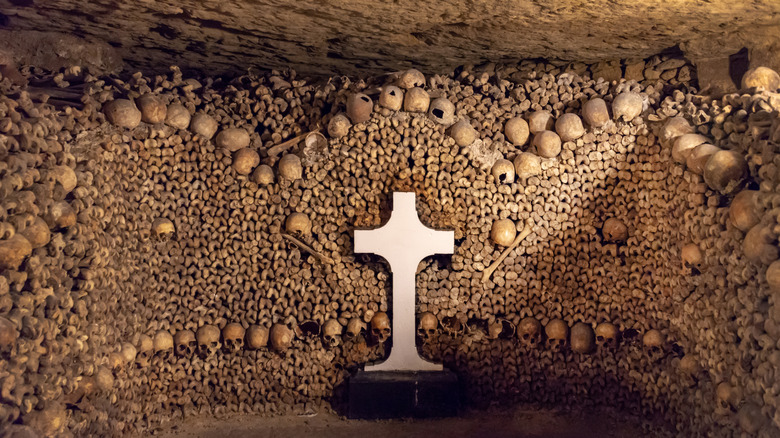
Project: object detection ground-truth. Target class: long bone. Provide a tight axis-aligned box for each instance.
[481,220,533,283]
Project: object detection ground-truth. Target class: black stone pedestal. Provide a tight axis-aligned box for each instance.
[348,370,460,419]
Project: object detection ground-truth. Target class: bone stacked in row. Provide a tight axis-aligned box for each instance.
[0,58,779,437]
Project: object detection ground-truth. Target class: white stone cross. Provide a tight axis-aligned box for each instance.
[354,192,454,371]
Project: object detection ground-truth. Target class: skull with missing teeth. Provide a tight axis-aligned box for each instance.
[595,322,619,349]
[344,317,366,341]
[517,317,543,349]
[153,330,174,358]
[196,325,221,358]
[322,319,343,348]
[136,335,153,368]
[222,323,245,354]
[417,312,438,342]
[370,312,391,343]
[545,319,569,351]
[174,329,196,357]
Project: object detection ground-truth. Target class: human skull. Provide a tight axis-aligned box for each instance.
[570,322,595,354]
[153,330,174,358]
[545,319,569,351]
[103,99,141,129]
[491,159,515,185]
[686,143,720,175]
[379,85,403,111]
[251,164,275,185]
[232,148,260,175]
[121,342,137,364]
[741,66,780,91]
[24,405,67,437]
[527,110,554,133]
[403,87,430,113]
[517,317,542,348]
[49,165,78,195]
[327,113,352,139]
[397,69,425,89]
[222,323,245,354]
[703,150,747,195]
[346,93,373,124]
[370,312,391,343]
[165,103,191,130]
[532,130,562,158]
[270,323,294,352]
[678,355,701,377]
[0,234,31,271]
[681,243,703,275]
[216,127,250,152]
[417,312,438,342]
[13,214,50,249]
[278,154,303,181]
[612,92,643,121]
[582,98,610,129]
[555,113,585,142]
[344,317,366,341]
[151,218,175,241]
[729,190,761,232]
[322,319,343,348]
[190,113,218,139]
[449,119,477,147]
[245,325,269,350]
[671,133,708,164]
[95,366,114,393]
[659,116,694,147]
[743,224,779,264]
[285,212,312,236]
[136,334,153,368]
[595,322,619,349]
[428,98,455,126]
[642,329,665,356]
[173,330,196,357]
[196,325,221,358]
[108,351,125,370]
[602,218,628,243]
[47,200,76,229]
[490,219,516,247]
[302,132,329,166]
[504,116,529,146]
[136,94,167,124]
[716,382,741,411]
[513,152,542,179]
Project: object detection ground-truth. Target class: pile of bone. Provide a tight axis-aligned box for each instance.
[3,58,780,438]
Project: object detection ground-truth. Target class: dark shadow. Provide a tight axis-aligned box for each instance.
[729,47,750,88]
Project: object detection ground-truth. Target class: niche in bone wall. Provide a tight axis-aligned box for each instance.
[0,57,779,437]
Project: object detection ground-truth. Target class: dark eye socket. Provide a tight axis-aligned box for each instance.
[361,96,370,102]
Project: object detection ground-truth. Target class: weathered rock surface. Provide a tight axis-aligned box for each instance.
[0,0,779,77]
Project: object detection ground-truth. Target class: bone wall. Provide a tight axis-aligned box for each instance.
[0,59,779,437]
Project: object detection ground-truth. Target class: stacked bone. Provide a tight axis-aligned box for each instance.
[654,66,780,436]
[1,56,780,437]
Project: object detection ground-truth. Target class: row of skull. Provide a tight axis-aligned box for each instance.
[130,313,391,366]
[128,311,665,368]
[423,314,665,354]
